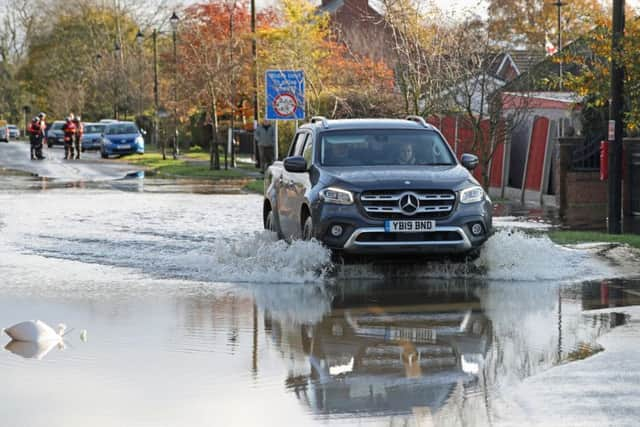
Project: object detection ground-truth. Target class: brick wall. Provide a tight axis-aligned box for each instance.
[563,171,608,228]
[557,137,608,228]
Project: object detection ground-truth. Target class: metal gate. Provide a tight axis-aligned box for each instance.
[631,143,640,215]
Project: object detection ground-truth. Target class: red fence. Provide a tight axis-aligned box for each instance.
[428,116,504,186]
[525,117,550,191]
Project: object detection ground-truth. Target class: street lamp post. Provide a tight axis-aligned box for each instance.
[22,105,30,137]
[152,29,165,160]
[114,41,121,120]
[228,1,237,170]
[553,0,565,90]
[136,29,144,119]
[170,11,180,159]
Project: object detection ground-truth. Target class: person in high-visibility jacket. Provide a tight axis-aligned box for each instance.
[62,117,77,160]
[27,117,45,160]
[73,116,83,159]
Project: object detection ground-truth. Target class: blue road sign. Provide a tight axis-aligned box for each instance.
[265,70,305,120]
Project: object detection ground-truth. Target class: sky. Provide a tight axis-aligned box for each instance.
[254,0,640,18]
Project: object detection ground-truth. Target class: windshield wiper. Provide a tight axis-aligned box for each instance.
[420,162,454,166]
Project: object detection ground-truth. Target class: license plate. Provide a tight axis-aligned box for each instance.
[388,327,437,343]
[118,144,131,149]
[384,219,435,232]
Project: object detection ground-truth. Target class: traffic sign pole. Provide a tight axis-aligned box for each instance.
[275,121,279,161]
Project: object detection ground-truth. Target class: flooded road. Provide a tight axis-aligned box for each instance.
[1,173,639,426]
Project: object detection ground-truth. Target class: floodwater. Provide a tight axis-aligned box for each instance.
[1,173,639,427]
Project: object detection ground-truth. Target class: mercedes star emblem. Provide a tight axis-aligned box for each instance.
[399,192,419,215]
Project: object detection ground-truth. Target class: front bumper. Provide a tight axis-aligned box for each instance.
[103,144,144,155]
[313,199,492,255]
[81,139,101,150]
[47,135,64,146]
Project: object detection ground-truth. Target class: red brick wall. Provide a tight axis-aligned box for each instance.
[563,171,608,227]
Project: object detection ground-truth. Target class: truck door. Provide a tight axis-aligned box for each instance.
[290,133,313,238]
[277,132,308,239]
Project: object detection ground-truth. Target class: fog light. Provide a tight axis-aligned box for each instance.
[471,223,484,236]
[330,225,344,237]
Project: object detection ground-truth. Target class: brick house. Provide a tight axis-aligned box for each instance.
[319,0,397,66]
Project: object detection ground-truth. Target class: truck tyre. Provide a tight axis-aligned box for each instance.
[302,215,314,241]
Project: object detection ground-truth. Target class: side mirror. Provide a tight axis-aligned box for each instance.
[461,153,479,171]
[284,156,307,173]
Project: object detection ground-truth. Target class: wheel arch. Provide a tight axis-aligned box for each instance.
[263,198,273,228]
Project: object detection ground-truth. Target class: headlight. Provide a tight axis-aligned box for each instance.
[319,187,354,205]
[103,138,113,146]
[460,186,484,204]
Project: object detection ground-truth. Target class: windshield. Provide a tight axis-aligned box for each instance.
[105,123,139,135]
[85,124,105,134]
[51,122,64,130]
[320,129,456,167]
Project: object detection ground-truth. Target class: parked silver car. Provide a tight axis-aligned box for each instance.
[80,123,106,151]
[7,125,19,139]
[46,121,66,147]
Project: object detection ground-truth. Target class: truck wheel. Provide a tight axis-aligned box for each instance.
[302,215,314,241]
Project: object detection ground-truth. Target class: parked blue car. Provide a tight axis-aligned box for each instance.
[100,121,145,158]
[80,123,106,151]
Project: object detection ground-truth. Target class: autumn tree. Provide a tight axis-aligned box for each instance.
[562,13,640,133]
[257,0,397,155]
[178,1,276,168]
[380,0,460,118]
[487,0,607,51]
[443,20,534,189]
[259,0,396,117]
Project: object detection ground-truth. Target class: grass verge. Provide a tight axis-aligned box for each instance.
[548,230,640,249]
[119,153,247,179]
[243,179,264,194]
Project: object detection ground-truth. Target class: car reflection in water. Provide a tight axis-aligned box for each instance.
[266,279,492,419]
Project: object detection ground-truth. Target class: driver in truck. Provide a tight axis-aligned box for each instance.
[397,142,417,165]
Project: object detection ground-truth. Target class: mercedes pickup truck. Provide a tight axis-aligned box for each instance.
[263,116,492,259]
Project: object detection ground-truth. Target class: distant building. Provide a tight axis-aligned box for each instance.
[319,0,397,66]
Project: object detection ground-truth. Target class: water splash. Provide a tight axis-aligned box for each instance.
[476,229,612,281]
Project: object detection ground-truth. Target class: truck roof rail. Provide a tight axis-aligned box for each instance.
[310,116,329,129]
[405,115,430,128]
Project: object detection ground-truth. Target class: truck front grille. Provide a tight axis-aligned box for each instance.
[355,231,462,243]
[360,190,456,220]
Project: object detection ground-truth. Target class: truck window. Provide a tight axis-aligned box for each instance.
[288,132,309,157]
[302,137,313,164]
[320,129,455,167]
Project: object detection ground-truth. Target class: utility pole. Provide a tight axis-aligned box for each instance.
[170,11,180,160]
[153,29,165,160]
[228,2,237,170]
[251,0,258,163]
[553,0,564,89]
[608,0,625,234]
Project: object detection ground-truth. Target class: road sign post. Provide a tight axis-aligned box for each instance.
[265,70,305,160]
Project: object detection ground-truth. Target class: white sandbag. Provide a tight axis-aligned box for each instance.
[2,320,65,342]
